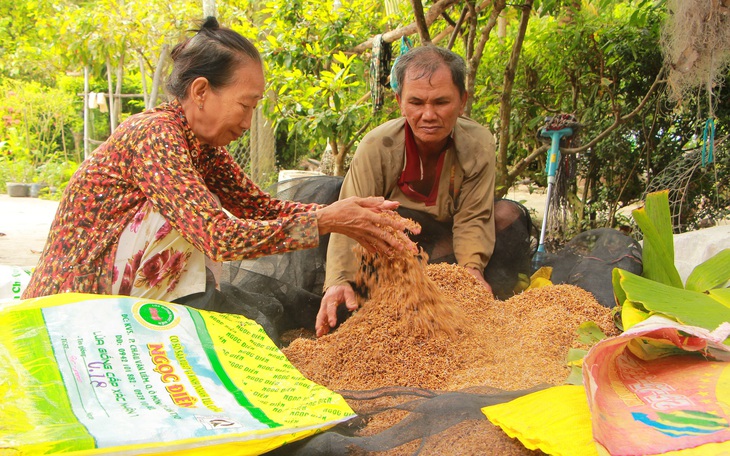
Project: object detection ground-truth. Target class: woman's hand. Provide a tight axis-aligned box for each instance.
[315,196,420,255]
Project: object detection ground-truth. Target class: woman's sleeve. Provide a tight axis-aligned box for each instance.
[204,150,321,220]
[130,123,320,262]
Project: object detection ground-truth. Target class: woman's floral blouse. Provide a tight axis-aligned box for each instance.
[22,100,320,299]
[110,200,205,302]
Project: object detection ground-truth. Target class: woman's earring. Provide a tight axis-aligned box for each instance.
[198,104,203,110]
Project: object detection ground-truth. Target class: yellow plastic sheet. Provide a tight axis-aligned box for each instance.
[483,385,598,456]
[526,266,553,290]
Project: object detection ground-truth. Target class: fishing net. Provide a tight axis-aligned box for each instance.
[178,173,636,352]
[658,0,729,237]
[262,385,547,456]
[641,135,729,233]
[269,235,619,455]
[175,175,628,455]
[268,238,621,455]
[174,176,343,344]
[219,176,344,343]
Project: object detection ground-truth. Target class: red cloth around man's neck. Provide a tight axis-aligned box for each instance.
[397,121,449,206]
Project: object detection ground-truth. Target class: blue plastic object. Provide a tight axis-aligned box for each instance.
[541,127,573,182]
[531,127,574,272]
[701,117,715,168]
[389,37,413,93]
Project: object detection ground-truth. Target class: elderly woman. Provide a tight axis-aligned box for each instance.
[22,17,415,302]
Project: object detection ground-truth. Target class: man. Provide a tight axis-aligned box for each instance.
[317,45,514,337]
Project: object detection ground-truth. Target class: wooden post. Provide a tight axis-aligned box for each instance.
[83,67,90,159]
[203,0,217,18]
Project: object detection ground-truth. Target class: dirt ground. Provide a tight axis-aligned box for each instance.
[0,194,60,268]
[0,185,551,270]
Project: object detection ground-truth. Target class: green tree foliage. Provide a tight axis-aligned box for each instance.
[0,0,201,196]
[474,0,727,237]
[520,2,671,227]
[0,79,79,193]
[252,0,394,174]
[0,0,60,83]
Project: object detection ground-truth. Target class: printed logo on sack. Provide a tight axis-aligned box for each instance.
[133,301,180,330]
[196,415,244,430]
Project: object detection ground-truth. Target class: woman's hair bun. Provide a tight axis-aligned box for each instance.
[201,16,219,30]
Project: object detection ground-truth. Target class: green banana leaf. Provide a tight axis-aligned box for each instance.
[612,269,628,317]
[565,348,588,386]
[708,288,730,309]
[563,322,607,385]
[614,268,730,334]
[686,249,730,292]
[631,190,683,288]
[576,321,606,345]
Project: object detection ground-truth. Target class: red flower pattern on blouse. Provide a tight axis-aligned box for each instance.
[135,249,189,289]
[165,251,191,293]
[155,221,173,241]
[119,247,146,295]
[129,208,147,233]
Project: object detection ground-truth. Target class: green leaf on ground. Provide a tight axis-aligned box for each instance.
[565,365,584,386]
[614,269,730,333]
[566,348,588,366]
[576,321,607,345]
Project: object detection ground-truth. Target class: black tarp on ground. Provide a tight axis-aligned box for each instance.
[541,227,643,308]
[263,385,547,456]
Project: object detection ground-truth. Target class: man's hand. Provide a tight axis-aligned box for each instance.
[316,284,358,337]
[466,267,493,294]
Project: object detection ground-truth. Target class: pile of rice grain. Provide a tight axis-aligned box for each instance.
[353,244,464,339]
[283,258,618,392]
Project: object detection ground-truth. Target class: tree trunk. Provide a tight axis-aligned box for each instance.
[495,0,533,195]
[330,139,346,177]
[446,6,468,49]
[114,54,124,128]
[149,44,169,108]
[464,0,504,116]
[203,0,217,18]
[410,0,432,44]
[105,57,117,133]
[138,53,149,109]
[250,106,276,185]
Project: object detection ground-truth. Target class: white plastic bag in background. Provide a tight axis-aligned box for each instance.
[0,265,31,306]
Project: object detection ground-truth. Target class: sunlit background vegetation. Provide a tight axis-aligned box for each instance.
[0,0,727,244]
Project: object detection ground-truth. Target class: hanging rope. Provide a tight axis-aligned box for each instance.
[370,34,392,114]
